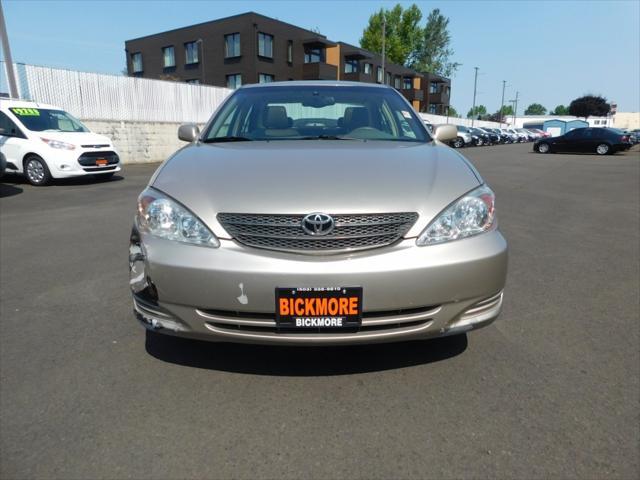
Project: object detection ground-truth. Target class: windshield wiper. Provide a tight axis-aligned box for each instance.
[203,136,254,143]
[300,135,359,140]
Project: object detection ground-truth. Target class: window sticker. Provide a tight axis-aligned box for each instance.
[401,110,412,119]
[11,108,40,116]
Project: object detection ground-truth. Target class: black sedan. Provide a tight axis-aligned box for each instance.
[534,128,633,155]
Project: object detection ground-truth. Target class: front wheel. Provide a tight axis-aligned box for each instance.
[24,155,52,186]
[451,137,464,148]
[596,143,610,155]
[537,142,550,154]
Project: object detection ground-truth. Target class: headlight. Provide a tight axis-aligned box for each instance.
[40,137,76,150]
[417,185,496,246]
[136,188,220,247]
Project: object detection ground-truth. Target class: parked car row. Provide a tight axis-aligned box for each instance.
[442,124,550,149]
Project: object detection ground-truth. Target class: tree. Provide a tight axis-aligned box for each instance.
[467,105,487,119]
[360,4,423,66]
[499,105,514,116]
[360,5,459,76]
[551,105,569,115]
[568,95,610,118]
[447,106,459,118]
[413,9,460,77]
[524,103,547,115]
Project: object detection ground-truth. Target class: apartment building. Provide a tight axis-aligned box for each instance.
[124,12,451,113]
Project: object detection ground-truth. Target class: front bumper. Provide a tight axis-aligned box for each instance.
[130,228,508,345]
[48,149,121,178]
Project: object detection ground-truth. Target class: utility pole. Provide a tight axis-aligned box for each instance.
[381,15,386,82]
[499,80,507,128]
[471,66,479,126]
[513,91,519,125]
[0,0,18,98]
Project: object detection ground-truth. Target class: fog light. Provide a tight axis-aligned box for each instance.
[60,164,70,170]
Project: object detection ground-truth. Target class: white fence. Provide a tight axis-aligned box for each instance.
[1,62,232,123]
[419,112,504,129]
[1,62,508,129]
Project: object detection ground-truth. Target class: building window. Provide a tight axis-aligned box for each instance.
[162,46,175,68]
[258,32,273,58]
[344,59,358,73]
[186,79,200,85]
[287,40,293,63]
[185,41,199,64]
[394,76,401,89]
[225,33,241,58]
[131,52,143,73]
[226,74,242,89]
[376,66,383,83]
[403,77,413,90]
[364,63,372,75]
[429,82,438,94]
[304,46,325,63]
[428,104,437,114]
[259,73,275,83]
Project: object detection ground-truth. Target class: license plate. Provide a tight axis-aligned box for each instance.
[96,159,108,166]
[275,287,363,329]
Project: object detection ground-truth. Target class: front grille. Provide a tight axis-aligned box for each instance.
[77,151,119,166]
[82,166,118,172]
[218,212,419,253]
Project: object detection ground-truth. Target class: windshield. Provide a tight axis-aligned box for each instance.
[203,85,430,143]
[9,108,88,132]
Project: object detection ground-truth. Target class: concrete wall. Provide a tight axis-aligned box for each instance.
[83,120,200,164]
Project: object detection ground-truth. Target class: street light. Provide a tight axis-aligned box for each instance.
[471,67,479,126]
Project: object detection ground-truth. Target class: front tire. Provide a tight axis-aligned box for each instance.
[596,143,610,155]
[451,137,464,148]
[537,142,550,154]
[24,155,52,186]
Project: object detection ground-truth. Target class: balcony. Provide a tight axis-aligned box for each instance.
[302,62,338,80]
[429,91,450,104]
[400,89,424,102]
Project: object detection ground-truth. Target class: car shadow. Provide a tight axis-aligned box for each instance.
[0,182,23,198]
[0,172,124,186]
[144,330,468,376]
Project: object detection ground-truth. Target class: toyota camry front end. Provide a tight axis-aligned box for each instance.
[129,82,507,345]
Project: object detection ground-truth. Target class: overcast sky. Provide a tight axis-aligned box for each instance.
[2,0,639,113]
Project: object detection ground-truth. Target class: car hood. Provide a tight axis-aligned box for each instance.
[35,131,112,147]
[151,141,482,239]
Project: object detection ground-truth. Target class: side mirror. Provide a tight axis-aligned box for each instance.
[433,124,458,142]
[178,124,200,142]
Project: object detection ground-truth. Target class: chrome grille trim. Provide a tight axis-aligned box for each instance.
[195,304,441,328]
[217,212,419,253]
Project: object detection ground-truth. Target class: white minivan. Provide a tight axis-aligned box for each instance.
[0,99,121,185]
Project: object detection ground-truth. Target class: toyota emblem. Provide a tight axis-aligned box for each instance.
[301,213,335,236]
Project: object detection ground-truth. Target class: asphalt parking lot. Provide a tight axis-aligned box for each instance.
[1,143,639,479]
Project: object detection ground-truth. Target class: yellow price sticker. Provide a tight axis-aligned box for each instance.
[11,108,41,116]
